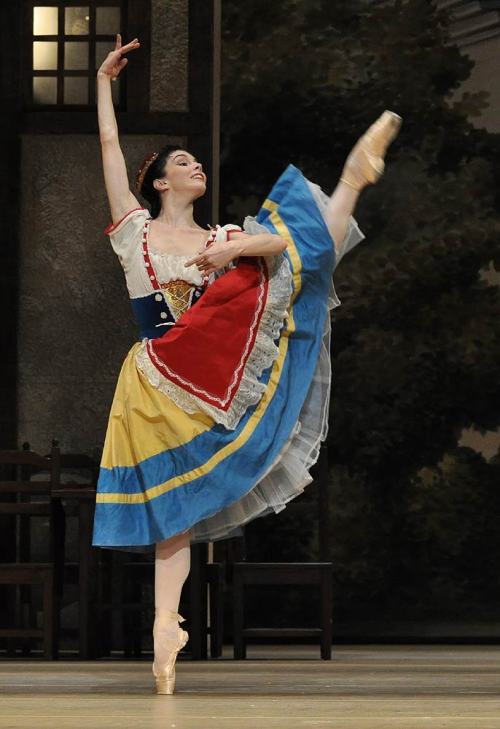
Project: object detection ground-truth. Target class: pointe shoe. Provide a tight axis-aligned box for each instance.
[152,609,189,695]
[340,110,402,191]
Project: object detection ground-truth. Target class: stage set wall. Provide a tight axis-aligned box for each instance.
[15,0,216,456]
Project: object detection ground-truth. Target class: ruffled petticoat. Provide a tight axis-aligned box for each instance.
[190,219,363,543]
[92,165,364,551]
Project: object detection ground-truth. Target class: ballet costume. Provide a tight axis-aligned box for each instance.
[91,110,402,693]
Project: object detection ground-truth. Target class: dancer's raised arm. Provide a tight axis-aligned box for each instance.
[97,34,141,225]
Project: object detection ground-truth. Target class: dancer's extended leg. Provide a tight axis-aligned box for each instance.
[153,529,191,676]
[324,181,360,254]
[324,110,402,256]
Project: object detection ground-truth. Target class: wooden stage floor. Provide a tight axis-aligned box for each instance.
[1,645,499,728]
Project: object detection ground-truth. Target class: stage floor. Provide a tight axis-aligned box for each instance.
[1,645,499,728]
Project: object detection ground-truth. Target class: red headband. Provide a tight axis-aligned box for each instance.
[135,151,159,192]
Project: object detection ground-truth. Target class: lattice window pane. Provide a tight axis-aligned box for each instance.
[64,41,89,70]
[33,77,57,104]
[33,6,59,35]
[64,6,90,35]
[95,41,114,69]
[96,7,121,35]
[29,2,127,109]
[111,78,120,104]
[64,77,89,104]
[33,41,58,70]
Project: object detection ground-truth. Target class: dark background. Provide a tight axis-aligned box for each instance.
[218,0,500,639]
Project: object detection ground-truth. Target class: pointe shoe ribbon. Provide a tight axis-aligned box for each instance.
[340,110,402,191]
[153,608,186,623]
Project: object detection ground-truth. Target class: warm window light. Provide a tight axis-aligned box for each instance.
[31,4,122,106]
[96,41,114,68]
[33,77,57,104]
[65,7,89,35]
[64,41,89,70]
[64,77,89,104]
[33,41,58,70]
[96,7,120,35]
[33,6,58,35]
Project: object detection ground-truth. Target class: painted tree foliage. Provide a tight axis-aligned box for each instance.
[220,0,500,632]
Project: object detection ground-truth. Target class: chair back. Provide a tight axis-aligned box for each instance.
[50,439,99,490]
[0,445,61,562]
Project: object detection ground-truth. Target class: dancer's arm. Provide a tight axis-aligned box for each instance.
[97,34,141,225]
[184,232,286,275]
[226,231,287,257]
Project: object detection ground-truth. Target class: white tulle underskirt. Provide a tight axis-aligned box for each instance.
[189,182,364,543]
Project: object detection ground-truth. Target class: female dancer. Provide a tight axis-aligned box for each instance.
[92,35,401,694]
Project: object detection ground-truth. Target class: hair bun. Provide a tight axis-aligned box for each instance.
[135,151,159,193]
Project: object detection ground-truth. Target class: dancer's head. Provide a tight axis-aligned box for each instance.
[136,144,206,218]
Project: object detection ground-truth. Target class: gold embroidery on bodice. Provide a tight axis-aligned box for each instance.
[160,279,195,321]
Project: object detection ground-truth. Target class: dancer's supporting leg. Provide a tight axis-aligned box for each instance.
[153,529,191,672]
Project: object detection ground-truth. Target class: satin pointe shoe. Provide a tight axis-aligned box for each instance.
[152,609,189,695]
[340,110,402,191]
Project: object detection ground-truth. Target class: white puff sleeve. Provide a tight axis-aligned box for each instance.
[211,223,243,279]
[214,223,243,244]
[104,207,151,272]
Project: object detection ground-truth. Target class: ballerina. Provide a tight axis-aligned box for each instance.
[92,34,401,694]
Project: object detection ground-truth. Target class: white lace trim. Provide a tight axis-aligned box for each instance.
[135,245,293,430]
[144,259,267,407]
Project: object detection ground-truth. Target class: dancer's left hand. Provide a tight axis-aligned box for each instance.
[184,240,240,275]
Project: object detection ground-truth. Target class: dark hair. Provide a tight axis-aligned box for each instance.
[136,144,185,219]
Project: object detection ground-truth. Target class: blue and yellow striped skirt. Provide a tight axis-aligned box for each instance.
[92,163,354,551]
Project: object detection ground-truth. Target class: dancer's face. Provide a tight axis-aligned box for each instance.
[154,149,207,200]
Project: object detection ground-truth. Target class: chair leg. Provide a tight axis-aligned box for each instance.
[122,563,134,658]
[232,568,245,659]
[320,567,333,660]
[216,564,225,658]
[209,563,224,658]
[133,578,143,658]
[79,501,98,659]
[20,597,32,657]
[43,571,54,659]
[96,549,113,657]
[50,497,65,661]
[52,581,61,660]
[189,543,208,660]
[19,514,31,656]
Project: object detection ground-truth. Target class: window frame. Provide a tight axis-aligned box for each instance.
[23,0,151,112]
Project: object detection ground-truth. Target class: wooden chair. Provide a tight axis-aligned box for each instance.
[48,440,103,659]
[0,445,64,659]
[232,561,333,659]
[230,442,333,659]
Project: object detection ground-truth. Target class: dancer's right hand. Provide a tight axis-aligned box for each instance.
[97,34,140,80]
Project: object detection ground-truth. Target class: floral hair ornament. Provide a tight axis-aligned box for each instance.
[135,151,159,193]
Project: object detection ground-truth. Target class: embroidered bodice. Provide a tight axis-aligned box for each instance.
[104,207,242,340]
